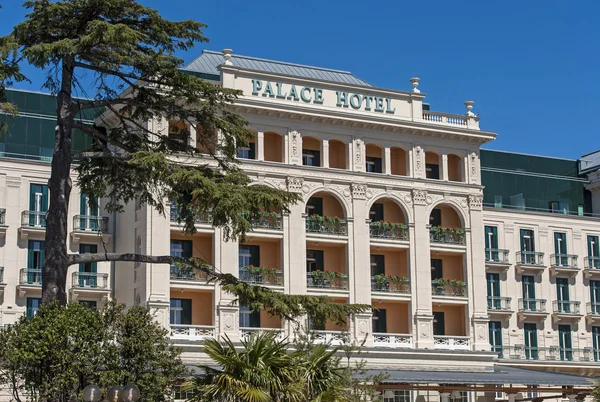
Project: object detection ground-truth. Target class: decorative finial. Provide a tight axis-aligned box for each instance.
[464,100,475,116]
[410,77,420,93]
[222,48,233,65]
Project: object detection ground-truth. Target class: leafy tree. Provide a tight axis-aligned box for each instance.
[0,302,186,402]
[1,0,369,322]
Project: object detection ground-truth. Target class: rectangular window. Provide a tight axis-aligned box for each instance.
[372,309,387,333]
[430,208,442,227]
[26,298,41,319]
[484,226,498,249]
[489,321,503,357]
[239,305,261,328]
[549,201,560,213]
[554,232,568,266]
[433,311,445,336]
[370,203,384,222]
[524,323,538,360]
[239,245,260,268]
[78,244,98,287]
[29,183,49,226]
[306,197,323,216]
[426,163,440,179]
[170,239,193,279]
[487,273,500,309]
[173,385,195,401]
[522,276,536,310]
[366,156,382,173]
[383,390,410,402]
[591,281,600,314]
[559,324,573,361]
[237,142,256,159]
[592,326,600,361]
[306,250,324,273]
[170,298,192,325]
[302,149,320,167]
[431,259,443,280]
[527,386,538,399]
[520,229,535,264]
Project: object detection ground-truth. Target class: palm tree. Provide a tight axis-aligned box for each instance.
[183,331,302,402]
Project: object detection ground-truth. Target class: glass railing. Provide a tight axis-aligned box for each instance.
[306,272,349,290]
[585,256,600,269]
[431,280,467,297]
[19,268,42,285]
[429,227,465,245]
[305,215,347,235]
[72,272,108,289]
[516,251,544,266]
[21,211,46,228]
[73,215,109,232]
[518,298,546,313]
[550,254,578,268]
[485,248,509,264]
[552,300,581,315]
[369,222,408,241]
[371,277,410,294]
[487,296,512,311]
[239,268,283,286]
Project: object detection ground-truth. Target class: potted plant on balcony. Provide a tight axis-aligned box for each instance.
[432,277,448,295]
[388,275,409,292]
[448,278,466,296]
[373,273,388,291]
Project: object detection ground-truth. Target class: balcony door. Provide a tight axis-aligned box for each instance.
[433,312,445,336]
[430,209,441,227]
[520,229,535,264]
[79,244,98,287]
[484,226,498,261]
[554,232,567,266]
[370,203,384,222]
[27,240,45,284]
[431,259,443,281]
[29,183,48,227]
[170,240,193,279]
[486,273,500,309]
[488,321,503,357]
[26,297,41,319]
[240,306,260,328]
[556,278,570,313]
[522,275,536,310]
[306,197,323,217]
[80,193,99,230]
[372,309,387,333]
[589,236,600,268]
[593,327,600,361]
[558,325,573,361]
[170,299,191,325]
[591,281,600,314]
[524,323,538,360]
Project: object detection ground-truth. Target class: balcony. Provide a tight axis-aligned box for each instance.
[586,302,600,324]
[0,267,5,294]
[170,203,212,225]
[369,222,408,242]
[373,333,413,349]
[306,272,349,290]
[169,325,215,341]
[312,330,348,346]
[0,209,7,238]
[371,276,410,295]
[515,251,545,275]
[552,300,582,322]
[70,272,110,302]
[239,327,285,342]
[422,111,479,129]
[71,215,110,243]
[433,335,470,351]
[17,268,41,297]
[485,248,510,268]
[517,298,547,320]
[246,212,283,231]
[170,265,212,285]
[429,227,465,246]
[19,211,46,239]
[487,296,512,315]
[431,280,467,298]
[549,254,579,277]
[305,215,347,236]
[503,345,594,362]
[239,267,283,287]
[584,256,600,279]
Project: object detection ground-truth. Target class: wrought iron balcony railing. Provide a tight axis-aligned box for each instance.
[170,265,210,282]
[371,277,410,294]
[306,272,349,290]
[431,280,467,297]
[21,211,46,228]
[20,268,42,285]
[516,251,544,266]
[487,296,512,311]
[485,248,509,264]
[518,298,547,313]
[246,213,283,230]
[369,222,408,241]
[429,227,465,245]
[72,272,109,289]
[239,268,283,286]
[169,203,212,224]
[73,215,109,232]
[305,215,348,235]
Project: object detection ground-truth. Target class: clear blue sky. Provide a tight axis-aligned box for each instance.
[2,0,597,159]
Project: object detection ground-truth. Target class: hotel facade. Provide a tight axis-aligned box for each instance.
[1,50,600,401]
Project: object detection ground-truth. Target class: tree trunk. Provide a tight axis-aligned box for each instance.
[42,57,74,305]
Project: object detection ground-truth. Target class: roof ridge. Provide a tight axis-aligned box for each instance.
[201,50,355,75]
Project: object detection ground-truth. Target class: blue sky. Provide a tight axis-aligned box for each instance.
[2,0,597,159]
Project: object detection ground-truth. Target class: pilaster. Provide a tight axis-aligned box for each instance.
[412,145,425,179]
[351,184,371,306]
[383,147,391,175]
[256,131,265,161]
[217,304,239,342]
[441,154,449,181]
[287,177,307,296]
[288,129,302,165]
[322,139,329,168]
[468,150,481,185]
[352,138,365,172]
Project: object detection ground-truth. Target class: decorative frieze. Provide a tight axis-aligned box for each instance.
[414,145,423,172]
[290,130,299,157]
[286,176,304,193]
[351,184,367,199]
[412,189,428,205]
[469,195,483,211]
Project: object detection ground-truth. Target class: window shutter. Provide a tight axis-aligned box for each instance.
[41,185,49,212]
[315,250,324,271]
[374,157,382,173]
[250,245,261,266]
[181,299,192,325]
[27,240,35,268]
[313,150,321,167]
[431,259,443,280]
[182,240,193,259]
[250,310,261,328]
[249,143,256,159]
[378,309,387,333]
[80,193,87,216]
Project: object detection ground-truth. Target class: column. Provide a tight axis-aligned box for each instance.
[218,228,240,341]
[322,139,329,168]
[441,154,449,181]
[384,147,392,175]
[351,184,373,346]
[188,123,197,148]
[412,190,434,348]
[352,139,365,172]
[256,131,264,161]
[468,195,490,351]
[440,392,451,402]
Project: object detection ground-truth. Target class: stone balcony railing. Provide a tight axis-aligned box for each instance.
[585,256,600,269]
[552,300,581,315]
[504,345,595,362]
[550,254,578,268]
[433,335,470,350]
[71,272,109,289]
[312,330,348,346]
[73,215,109,232]
[20,268,42,285]
[306,272,349,290]
[516,251,545,266]
[373,333,413,348]
[170,325,215,341]
[305,216,348,235]
[239,327,285,342]
[239,268,283,286]
[487,296,512,311]
[485,248,510,264]
[422,111,480,129]
[518,298,547,313]
[21,210,46,228]
[371,277,410,294]
[369,222,408,241]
